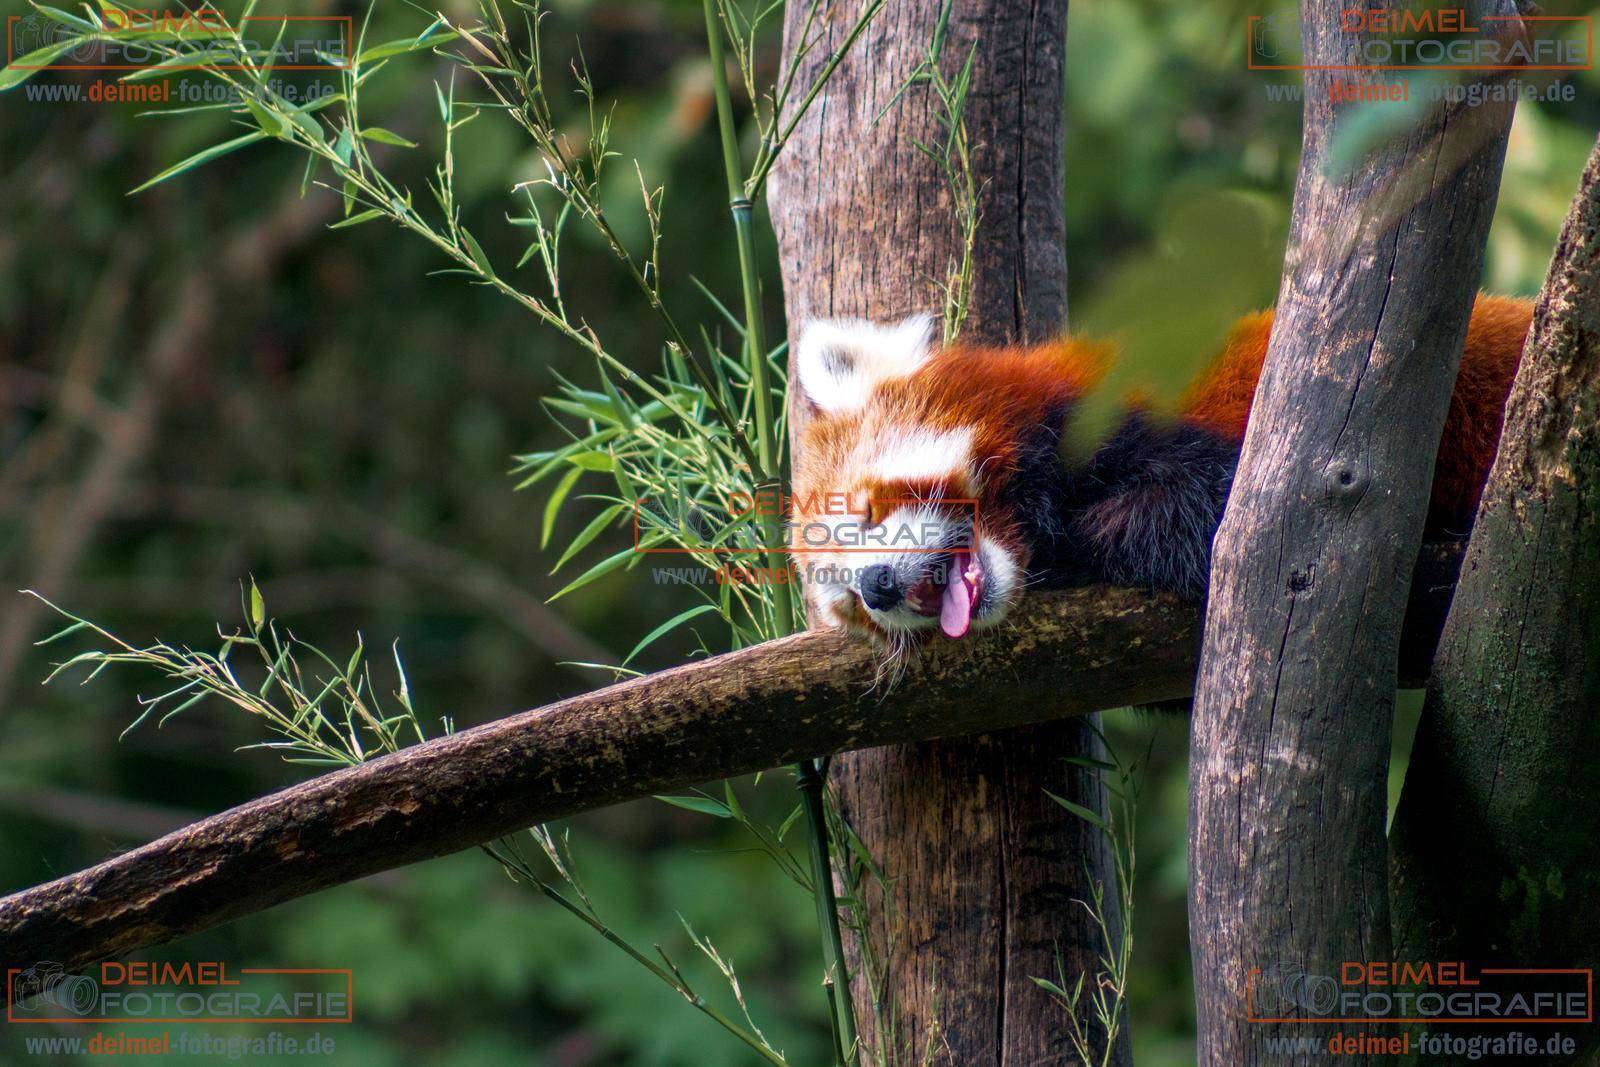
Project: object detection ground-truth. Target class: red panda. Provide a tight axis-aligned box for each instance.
[789,295,1532,646]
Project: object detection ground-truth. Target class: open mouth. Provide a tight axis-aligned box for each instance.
[902,548,985,639]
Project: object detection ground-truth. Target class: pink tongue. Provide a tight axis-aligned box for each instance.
[940,551,977,639]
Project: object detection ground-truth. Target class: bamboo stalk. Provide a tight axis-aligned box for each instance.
[701,2,853,1060]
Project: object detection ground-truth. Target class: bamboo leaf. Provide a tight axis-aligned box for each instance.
[546,544,634,603]
[541,466,583,549]
[328,208,384,229]
[0,35,89,91]
[128,131,271,196]
[333,124,355,164]
[31,4,97,33]
[622,604,717,667]
[459,227,493,277]
[566,450,614,472]
[549,504,625,573]
[358,28,459,64]
[1044,789,1110,834]
[244,96,288,138]
[360,126,418,148]
[654,794,733,818]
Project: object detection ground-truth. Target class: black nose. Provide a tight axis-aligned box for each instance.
[859,564,902,611]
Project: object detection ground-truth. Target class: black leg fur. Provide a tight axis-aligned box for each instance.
[1070,415,1240,599]
[1008,409,1240,601]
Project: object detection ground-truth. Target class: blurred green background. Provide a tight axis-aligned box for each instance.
[1,0,1592,1063]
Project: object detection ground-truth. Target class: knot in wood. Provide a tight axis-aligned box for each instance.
[1324,457,1370,501]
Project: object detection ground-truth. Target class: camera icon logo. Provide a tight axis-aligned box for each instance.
[12,961,99,1016]
[1250,962,1339,1018]
[10,13,101,64]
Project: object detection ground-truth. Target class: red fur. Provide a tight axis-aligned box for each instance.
[1179,294,1531,522]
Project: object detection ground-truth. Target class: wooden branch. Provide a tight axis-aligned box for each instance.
[0,587,1193,977]
[1185,0,1520,1062]
[0,546,1463,989]
[1390,131,1600,1058]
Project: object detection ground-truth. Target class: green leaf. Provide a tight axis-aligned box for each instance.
[622,604,717,667]
[776,804,803,841]
[544,396,624,426]
[1030,975,1070,998]
[548,504,624,574]
[35,619,90,646]
[283,106,326,145]
[333,124,355,165]
[360,126,417,148]
[459,228,493,277]
[723,780,745,821]
[359,28,459,64]
[328,208,384,229]
[0,35,89,92]
[546,544,634,603]
[244,96,288,138]
[248,579,266,630]
[1044,789,1110,834]
[128,131,270,196]
[566,450,614,472]
[653,794,732,818]
[32,4,98,33]
[541,466,583,549]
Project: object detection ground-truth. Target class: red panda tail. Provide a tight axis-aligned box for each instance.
[1176,294,1532,531]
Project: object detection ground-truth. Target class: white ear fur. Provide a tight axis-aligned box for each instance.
[795,315,935,413]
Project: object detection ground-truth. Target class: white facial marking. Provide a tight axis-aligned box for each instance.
[867,427,975,486]
[795,315,936,413]
[970,540,1021,629]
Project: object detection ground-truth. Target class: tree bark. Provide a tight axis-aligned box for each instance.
[1389,133,1600,1062]
[768,3,1116,1063]
[1186,0,1519,1063]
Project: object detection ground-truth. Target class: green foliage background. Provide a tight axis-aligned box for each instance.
[1,0,1592,1063]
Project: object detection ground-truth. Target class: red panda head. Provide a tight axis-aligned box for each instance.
[789,316,1029,648]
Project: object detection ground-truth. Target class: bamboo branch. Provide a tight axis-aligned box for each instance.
[0,549,1461,979]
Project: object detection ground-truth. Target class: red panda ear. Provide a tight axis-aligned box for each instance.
[795,315,936,413]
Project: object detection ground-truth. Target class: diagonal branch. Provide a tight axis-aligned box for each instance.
[0,548,1462,982]
[0,587,1192,975]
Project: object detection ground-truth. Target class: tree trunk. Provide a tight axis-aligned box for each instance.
[1185,0,1519,1063]
[1389,133,1600,1063]
[768,3,1127,1063]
